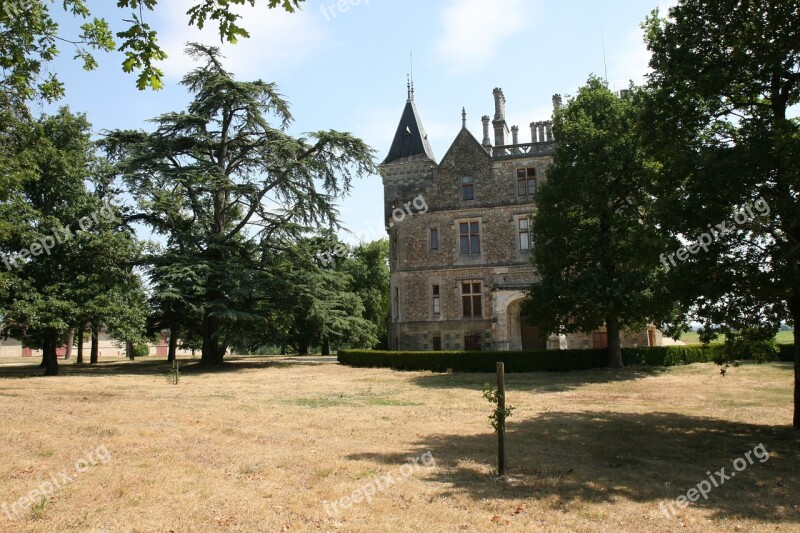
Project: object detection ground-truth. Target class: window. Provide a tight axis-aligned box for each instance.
[432,285,441,316]
[518,218,530,251]
[462,176,475,200]
[393,287,399,320]
[391,230,398,261]
[459,222,480,255]
[517,167,537,196]
[432,336,442,351]
[430,228,439,251]
[464,335,482,351]
[462,282,482,318]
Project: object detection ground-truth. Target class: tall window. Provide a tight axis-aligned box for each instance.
[462,282,482,318]
[432,285,441,316]
[518,218,530,251]
[459,222,480,255]
[430,228,439,251]
[462,176,475,200]
[517,167,536,196]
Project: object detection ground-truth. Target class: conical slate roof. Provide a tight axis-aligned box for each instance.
[382,99,437,165]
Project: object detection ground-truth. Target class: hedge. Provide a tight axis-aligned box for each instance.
[338,344,795,373]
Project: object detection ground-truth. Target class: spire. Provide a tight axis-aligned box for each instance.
[382,89,436,165]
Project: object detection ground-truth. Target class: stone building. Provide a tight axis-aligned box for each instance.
[381,86,662,351]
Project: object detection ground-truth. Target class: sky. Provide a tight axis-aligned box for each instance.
[43,0,675,244]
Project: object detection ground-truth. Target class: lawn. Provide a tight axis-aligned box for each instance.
[678,330,795,345]
[0,357,797,532]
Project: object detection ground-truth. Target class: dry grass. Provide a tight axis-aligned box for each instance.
[0,357,797,532]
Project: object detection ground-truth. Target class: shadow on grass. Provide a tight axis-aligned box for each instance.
[348,411,800,523]
[0,355,335,379]
[409,365,670,393]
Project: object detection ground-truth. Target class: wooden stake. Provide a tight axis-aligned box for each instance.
[497,362,506,476]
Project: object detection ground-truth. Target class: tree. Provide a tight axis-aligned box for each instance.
[644,0,800,428]
[522,77,678,368]
[0,0,305,103]
[265,236,378,355]
[0,108,145,375]
[339,239,390,349]
[103,44,376,365]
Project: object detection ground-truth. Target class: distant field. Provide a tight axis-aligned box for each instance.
[679,330,794,345]
[0,357,797,532]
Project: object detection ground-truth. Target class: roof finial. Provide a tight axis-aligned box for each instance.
[461,107,466,129]
[407,74,412,102]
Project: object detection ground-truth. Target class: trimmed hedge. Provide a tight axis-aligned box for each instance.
[338,344,795,373]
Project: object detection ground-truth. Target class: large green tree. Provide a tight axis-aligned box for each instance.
[0,0,305,102]
[0,108,145,374]
[644,0,800,428]
[103,44,376,365]
[338,239,390,349]
[523,77,678,368]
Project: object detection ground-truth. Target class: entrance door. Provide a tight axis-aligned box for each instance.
[520,312,546,351]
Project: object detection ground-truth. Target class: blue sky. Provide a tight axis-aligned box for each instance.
[45,0,674,244]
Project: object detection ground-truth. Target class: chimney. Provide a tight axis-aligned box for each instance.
[481,115,492,147]
[493,88,506,121]
[511,125,519,146]
[552,94,563,112]
[492,87,509,147]
[530,122,538,143]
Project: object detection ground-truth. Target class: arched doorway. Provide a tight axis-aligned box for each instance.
[507,298,546,351]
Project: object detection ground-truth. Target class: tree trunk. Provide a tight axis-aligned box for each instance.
[167,328,178,363]
[64,328,74,360]
[321,339,331,356]
[606,313,623,368]
[297,341,309,356]
[126,340,134,360]
[280,343,287,356]
[791,295,800,431]
[90,326,99,365]
[76,325,85,364]
[42,331,59,376]
[201,310,226,365]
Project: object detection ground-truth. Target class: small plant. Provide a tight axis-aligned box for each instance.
[483,383,515,432]
[30,497,47,520]
[166,360,180,385]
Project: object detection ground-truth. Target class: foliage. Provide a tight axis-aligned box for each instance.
[0,107,145,375]
[482,384,515,433]
[103,44,376,364]
[337,344,794,373]
[643,0,800,427]
[0,0,305,102]
[523,77,680,368]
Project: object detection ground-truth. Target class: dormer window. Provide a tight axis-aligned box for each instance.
[462,176,475,201]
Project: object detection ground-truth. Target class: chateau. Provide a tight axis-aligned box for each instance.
[381,86,662,351]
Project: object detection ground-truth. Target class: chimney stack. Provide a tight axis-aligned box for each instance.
[492,87,509,147]
[511,125,519,146]
[552,94,563,112]
[481,115,492,147]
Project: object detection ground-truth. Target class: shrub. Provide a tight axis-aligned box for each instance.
[338,344,794,373]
